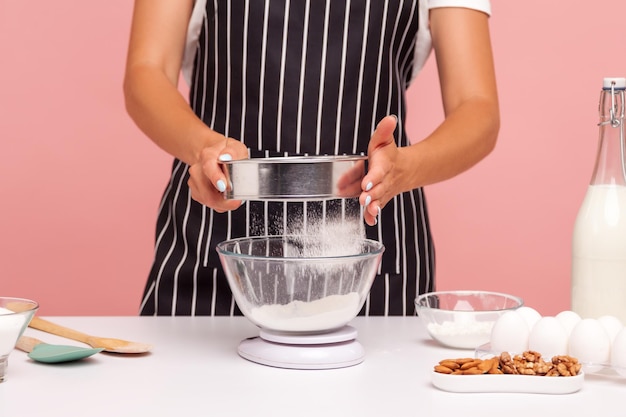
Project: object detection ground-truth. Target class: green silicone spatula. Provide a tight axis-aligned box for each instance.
[15,335,104,363]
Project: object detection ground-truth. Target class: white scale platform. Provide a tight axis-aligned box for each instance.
[237,325,365,370]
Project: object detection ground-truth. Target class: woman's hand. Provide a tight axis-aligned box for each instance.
[188,138,249,212]
[360,8,499,227]
[359,115,402,226]
[125,0,250,213]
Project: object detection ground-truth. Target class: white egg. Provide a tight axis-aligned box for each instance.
[610,327,626,377]
[516,306,542,331]
[490,311,529,353]
[598,315,623,343]
[528,316,568,359]
[569,318,611,373]
[555,310,582,337]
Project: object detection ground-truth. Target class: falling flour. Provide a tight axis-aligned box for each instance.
[250,292,361,332]
[246,209,370,332]
[283,217,367,258]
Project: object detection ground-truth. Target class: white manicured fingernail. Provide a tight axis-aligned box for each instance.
[365,195,372,206]
[217,180,226,192]
[365,182,373,191]
[219,154,233,162]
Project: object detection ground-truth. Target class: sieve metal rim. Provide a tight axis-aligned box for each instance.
[222,154,368,201]
[220,154,367,165]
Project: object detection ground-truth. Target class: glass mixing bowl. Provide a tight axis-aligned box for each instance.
[217,235,384,333]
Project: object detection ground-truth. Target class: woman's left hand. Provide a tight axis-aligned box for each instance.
[359,8,499,228]
[360,115,402,226]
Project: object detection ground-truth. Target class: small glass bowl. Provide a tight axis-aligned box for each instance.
[0,297,39,382]
[415,290,523,349]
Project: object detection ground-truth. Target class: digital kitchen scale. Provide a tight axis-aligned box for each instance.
[237,325,365,370]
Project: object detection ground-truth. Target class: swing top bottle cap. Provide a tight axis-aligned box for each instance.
[603,77,626,89]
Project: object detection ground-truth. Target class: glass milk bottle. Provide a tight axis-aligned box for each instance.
[572,77,626,322]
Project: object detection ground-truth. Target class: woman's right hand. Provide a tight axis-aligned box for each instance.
[187,138,249,212]
[125,0,248,213]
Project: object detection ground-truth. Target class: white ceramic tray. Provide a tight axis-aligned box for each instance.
[431,370,584,394]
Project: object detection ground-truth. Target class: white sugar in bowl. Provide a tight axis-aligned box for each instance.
[415,291,523,349]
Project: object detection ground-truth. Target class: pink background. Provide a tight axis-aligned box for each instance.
[2,1,625,316]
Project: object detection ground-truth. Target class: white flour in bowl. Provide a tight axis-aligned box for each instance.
[0,307,27,356]
[249,292,361,332]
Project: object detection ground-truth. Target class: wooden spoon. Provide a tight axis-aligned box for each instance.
[28,316,152,354]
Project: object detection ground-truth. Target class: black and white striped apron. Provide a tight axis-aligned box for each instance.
[139,0,435,316]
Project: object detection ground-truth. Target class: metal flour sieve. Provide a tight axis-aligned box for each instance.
[222,155,367,200]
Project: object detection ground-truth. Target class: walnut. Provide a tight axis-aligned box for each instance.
[509,351,555,376]
[533,358,553,375]
[551,355,582,376]
[522,350,541,363]
[499,352,519,374]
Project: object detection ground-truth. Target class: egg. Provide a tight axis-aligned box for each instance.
[598,315,623,344]
[490,311,529,353]
[528,316,568,359]
[569,318,611,373]
[555,310,582,337]
[610,327,626,377]
[516,306,542,331]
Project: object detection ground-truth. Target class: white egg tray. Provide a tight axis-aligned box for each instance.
[475,343,626,378]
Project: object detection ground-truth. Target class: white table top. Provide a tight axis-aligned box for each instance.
[1,316,625,416]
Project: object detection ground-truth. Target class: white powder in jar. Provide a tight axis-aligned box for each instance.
[0,307,27,356]
[249,292,361,332]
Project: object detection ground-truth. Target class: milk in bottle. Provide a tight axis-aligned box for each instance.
[572,77,626,323]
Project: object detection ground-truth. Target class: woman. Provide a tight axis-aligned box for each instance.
[124,0,499,316]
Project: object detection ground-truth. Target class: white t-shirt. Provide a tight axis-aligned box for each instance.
[182,0,492,86]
